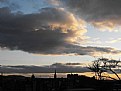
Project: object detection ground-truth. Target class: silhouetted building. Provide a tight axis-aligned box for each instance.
[54,69,57,79]
[0,73,121,91]
[31,74,36,91]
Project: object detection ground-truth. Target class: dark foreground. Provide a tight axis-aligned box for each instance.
[0,74,121,91]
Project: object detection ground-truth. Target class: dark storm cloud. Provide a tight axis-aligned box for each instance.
[60,0,121,19]
[0,7,83,53]
[57,0,121,31]
[0,63,90,73]
[0,6,121,56]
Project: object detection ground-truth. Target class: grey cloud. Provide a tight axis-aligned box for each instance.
[0,6,121,56]
[60,0,121,20]
[1,63,121,74]
[0,63,90,73]
[0,7,81,53]
[43,44,121,56]
[58,0,121,31]
[65,63,83,65]
[50,63,65,68]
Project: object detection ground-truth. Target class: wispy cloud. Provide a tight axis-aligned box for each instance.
[86,37,102,45]
[106,38,121,44]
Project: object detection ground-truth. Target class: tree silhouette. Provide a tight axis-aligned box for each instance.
[88,59,105,80]
[88,58,121,80]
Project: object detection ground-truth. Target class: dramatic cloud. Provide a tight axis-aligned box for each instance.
[0,6,121,56]
[0,7,87,53]
[56,0,121,31]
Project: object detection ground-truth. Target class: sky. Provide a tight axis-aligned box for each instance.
[1,0,121,73]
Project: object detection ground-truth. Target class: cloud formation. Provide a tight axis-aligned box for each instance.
[0,6,121,56]
[0,7,86,52]
[52,44,121,56]
[56,0,121,31]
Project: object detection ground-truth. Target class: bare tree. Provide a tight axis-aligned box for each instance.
[88,58,121,80]
[88,59,105,80]
[99,58,121,80]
